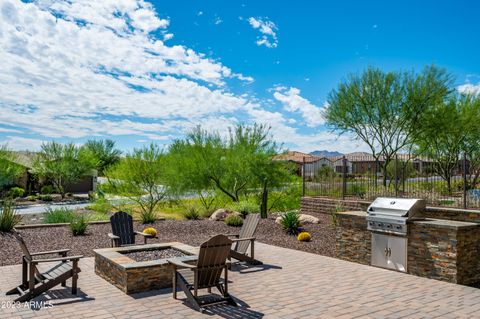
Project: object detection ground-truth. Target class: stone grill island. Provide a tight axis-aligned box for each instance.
[335,210,480,286]
[94,243,198,294]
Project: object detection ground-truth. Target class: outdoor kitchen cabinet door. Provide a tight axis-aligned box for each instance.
[371,233,407,272]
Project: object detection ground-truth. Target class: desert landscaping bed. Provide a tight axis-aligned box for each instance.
[0,215,335,266]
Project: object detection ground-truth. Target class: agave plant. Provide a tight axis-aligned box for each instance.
[280,211,301,235]
[0,200,22,232]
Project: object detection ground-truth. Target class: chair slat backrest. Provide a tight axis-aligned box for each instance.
[110,212,135,246]
[196,235,232,288]
[234,213,260,254]
[11,230,33,261]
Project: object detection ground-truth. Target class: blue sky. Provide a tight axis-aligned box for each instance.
[1,0,479,153]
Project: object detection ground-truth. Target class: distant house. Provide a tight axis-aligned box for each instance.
[328,152,435,175]
[9,151,97,194]
[273,151,334,177]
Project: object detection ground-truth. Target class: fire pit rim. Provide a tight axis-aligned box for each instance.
[93,242,199,270]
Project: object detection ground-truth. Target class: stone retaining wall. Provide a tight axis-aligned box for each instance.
[335,211,370,265]
[301,196,480,223]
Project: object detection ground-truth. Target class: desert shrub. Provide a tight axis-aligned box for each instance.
[331,203,344,228]
[347,183,366,198]
[280,211,301,235]
[86,198,112,214]
[139,210,157,224]
[87,212,109,221]
[268,185,302,212]
[0,201,22,232]
[70,214,88,236]
[44,207,75,224]
[143,227,157,236]
[26,195,37,201]
[297,231,312,242]
[8,187,25,199]
[39,195,53,202]
[231,200,259,217]
[225,214,243,227]
[41,185,53,195]
[183,206,200,220]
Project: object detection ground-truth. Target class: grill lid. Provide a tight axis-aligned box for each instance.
[367,197,426,219]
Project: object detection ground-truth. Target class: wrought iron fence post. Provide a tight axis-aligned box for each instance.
[394,154,398,197]
[302,156,306,197]
[463,153,467,209]
[342,155,347,200]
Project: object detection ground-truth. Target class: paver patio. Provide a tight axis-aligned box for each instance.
[1,242,479,319]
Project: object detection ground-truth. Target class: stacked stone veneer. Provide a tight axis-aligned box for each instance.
[334,211,480,285]
[94,242,198,294]
[335,211,371,265]
[301,196,480,223]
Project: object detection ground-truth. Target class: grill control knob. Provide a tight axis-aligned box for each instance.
[377,223,383,227]
[369,222,373,226]
[386,224,392,229]
[396,225,402,230]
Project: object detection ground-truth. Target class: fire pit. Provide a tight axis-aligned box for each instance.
[94,242,198,294]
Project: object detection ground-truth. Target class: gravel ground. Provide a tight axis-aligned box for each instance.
[122,248,188,262]
[0,215,336,266]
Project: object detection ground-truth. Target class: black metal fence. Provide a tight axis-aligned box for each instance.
[302,154,480,209]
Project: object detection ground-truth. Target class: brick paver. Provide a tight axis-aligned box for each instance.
[1,243,479,318]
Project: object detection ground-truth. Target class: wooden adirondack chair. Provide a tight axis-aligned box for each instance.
[169,234,237,312]
[6,230,83,302]
[108,211,155,247]
[226,213,262,265]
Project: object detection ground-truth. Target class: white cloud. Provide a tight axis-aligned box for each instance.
[457,82,480,95]
[247,17,278,48]
[0,0,255,141]
[273,87,325,127]
[1,136,45,151]
[213,17,223,25]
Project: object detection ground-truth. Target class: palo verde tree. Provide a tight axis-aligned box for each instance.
[81,139,122,176]
[416,94,480,193]
[0,145,23,191]
[166,124,293,205]
[105,143,168,223]
[33,142,94,198]
[324,65,452,185]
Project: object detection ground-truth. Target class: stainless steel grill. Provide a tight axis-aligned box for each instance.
[367,197,426,272]
[366,197,426,236]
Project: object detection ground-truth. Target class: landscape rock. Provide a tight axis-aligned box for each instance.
[209,209,241,221]
[299,214,319,224]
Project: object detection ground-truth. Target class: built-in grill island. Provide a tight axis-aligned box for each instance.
[333,197,480,286]
[366,197,425,272]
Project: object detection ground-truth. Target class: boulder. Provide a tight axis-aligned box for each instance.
[275,216,283,225]
[209,209,241,221]
[299,214,319,224]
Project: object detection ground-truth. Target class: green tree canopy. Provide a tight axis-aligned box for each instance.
[0,145,23,191]
[415,94,480,193]
[324,65,452,184]
[166,124,294,203]
[32,142,94,198]
[81,139,122,176]
[105,143,168,221]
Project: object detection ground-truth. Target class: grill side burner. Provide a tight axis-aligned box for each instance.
[366,197,426,272]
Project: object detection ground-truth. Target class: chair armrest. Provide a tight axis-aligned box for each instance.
[168,259,196,269]
[225,233,239,238]
[231,237,255,242]
[135,231,155,238]
[30,249,71,256]
[32,255,84,264]
[108,233,120,239]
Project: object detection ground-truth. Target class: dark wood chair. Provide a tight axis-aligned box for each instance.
[6,230,83,302]
[169,234,237,312]
[108,211,154,247]
[226,213,262,265]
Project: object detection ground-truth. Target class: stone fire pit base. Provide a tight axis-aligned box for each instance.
[94,242,198,294]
